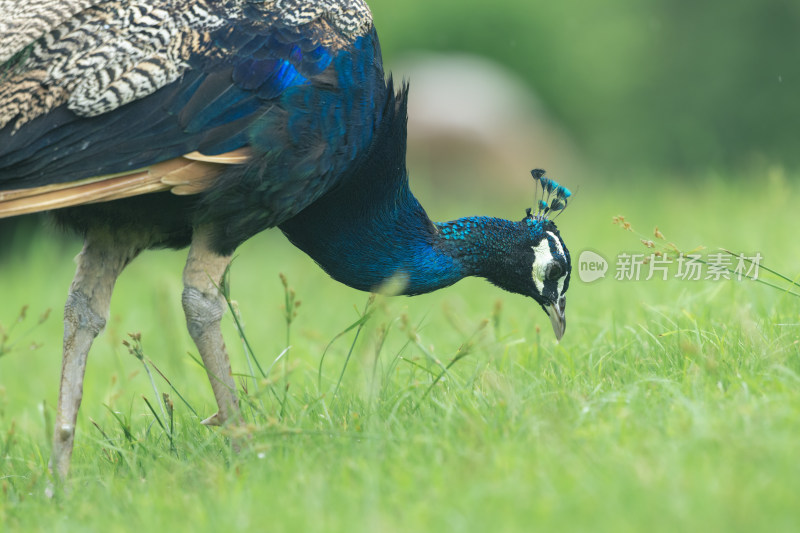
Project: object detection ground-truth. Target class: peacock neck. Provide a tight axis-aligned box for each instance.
[278,84,531,296]
[279,181,529,296]
[278,180,456,295]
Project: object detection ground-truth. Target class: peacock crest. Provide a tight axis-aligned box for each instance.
[526,168,571,224]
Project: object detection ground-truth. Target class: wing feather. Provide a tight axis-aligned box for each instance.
[0,0,101,63]
[0,0,384,250]
[0,149,250,218]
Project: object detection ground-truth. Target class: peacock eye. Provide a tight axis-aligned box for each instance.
[546,263,563,281]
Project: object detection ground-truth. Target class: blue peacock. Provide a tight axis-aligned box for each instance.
[0,0,572,478]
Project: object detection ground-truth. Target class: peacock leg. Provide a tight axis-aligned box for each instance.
[51,231,141,480]
[182,228,239,426]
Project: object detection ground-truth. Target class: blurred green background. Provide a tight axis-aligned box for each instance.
[2,2,800,531]
[371,0,800,176]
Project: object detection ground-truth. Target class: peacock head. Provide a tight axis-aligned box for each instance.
[526,218,571,341]
[527,169,571,340]
[487,169,572,340]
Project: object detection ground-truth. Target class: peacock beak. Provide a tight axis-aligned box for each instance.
[546,297,566,341]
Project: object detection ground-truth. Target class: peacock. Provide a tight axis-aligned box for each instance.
[0,0,572,478]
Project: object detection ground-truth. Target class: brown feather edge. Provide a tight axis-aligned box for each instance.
[183,147,252,164]
[0,150,250,218]
[0,172,169,218]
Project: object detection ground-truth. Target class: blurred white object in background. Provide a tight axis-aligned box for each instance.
[393,53,583,195]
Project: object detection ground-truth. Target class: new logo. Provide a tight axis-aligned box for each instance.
[578,250,608,283]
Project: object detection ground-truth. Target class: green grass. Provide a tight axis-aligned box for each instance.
[1,173,799,532]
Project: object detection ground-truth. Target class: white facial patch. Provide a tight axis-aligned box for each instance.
[532,232,567,297]
[531,238,554,294]
[547,231,567,298]
[547,231,565,257]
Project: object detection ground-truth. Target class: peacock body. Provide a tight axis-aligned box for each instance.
[0,0,572,478]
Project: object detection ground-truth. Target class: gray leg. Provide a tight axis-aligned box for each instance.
[51,231,140,479]
[182,228,239,426]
